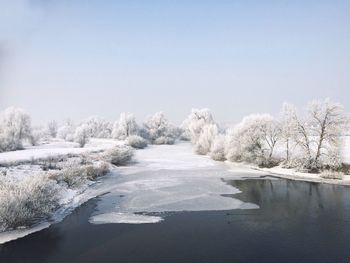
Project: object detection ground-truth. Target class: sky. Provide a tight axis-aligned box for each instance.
[0,0,350,125]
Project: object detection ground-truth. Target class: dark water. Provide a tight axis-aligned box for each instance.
[1,178,350,263]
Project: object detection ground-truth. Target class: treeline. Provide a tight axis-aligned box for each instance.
[181,99,349,174]
[1,98,349,174]
[0,109,180,151]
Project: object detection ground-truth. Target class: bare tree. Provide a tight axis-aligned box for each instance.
[308,99,349,168]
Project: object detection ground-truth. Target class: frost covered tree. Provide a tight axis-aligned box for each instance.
[0,107,32,152]
[279,103,298,162]
[209,134,226,161]
[143,112,176,144]
[112,113,139,140]
[181,108,215,142]
[194,124,219,155]
[47,120,58,138]
[80,116,112,138]
[57,119,75,142]
[292,99,349,170]
[182,108,219,155]
[225,114,281,166]
[74,123,90,147]
[30,126,50,146]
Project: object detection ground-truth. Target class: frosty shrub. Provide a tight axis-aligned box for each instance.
[194,124,218,155]
[49,159,110,187]
[79,116,112,138]
[57,120,75,142]
[74,124,90,147]
[181,108,215,143]
[143,112,177,144]
[209,135,226,161]
[30,126,51,146]
[102,145,134,166]
[225,114,281,166]
[0,107,32,152]
[153,136,175,145]
[112,113,139,140]
[127,135,148,149]
[0,174,60,231]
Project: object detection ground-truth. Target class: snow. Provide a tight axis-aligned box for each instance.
[0,138,121,165]
[344,136,350,164]
[89,212,163,224]
[89,143,260,225]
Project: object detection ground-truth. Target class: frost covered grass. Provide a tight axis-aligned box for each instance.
[48,159,110,187]
[0,143,134,234]
[0,173,60,231]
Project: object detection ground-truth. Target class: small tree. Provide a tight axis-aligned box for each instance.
[279,103,298,162]
[210,134,226,161]
[225,114,281,166]
[80,116,112,138]
[194,124,219,155]
[74,124,90,147]
[181,108,215,143]
[0,107,32,152]
[143,112,176,144]
[47,120,58,138]
[112,113,139,140]
[57,120,75,142]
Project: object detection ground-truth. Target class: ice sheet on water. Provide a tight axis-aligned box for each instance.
[89,143,259,225]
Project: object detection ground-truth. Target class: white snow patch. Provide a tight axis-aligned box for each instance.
[89,212,163,224]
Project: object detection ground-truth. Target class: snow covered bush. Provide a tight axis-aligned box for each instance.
[181,108,215,143]
[0,107,32,152]
[225,114,281,166]
[48,159,110,187]
[209,135,226,161]
[194,124,219,155]
[57,120,75,142]
[30,126,50,146]
[112,113,139,140]
[0,173,60,231]
[102,145,134,166]
[127,135,148,149]
[74,124,90,147]
[79,116,112,138]
[143,112,177,144]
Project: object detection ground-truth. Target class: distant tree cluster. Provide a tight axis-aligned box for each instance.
[183,99,350,173]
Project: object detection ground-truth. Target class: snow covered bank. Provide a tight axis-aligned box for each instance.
[0,138,121,166]
[225,161,350,186]
[89,143,260,225]
[0,141,133,244]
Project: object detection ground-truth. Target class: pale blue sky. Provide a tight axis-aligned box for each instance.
[1,0,349,125]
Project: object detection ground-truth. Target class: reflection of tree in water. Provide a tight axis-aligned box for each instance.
[225,179,350,235]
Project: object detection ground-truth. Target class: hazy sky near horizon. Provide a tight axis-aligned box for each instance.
[1,0,350,125]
